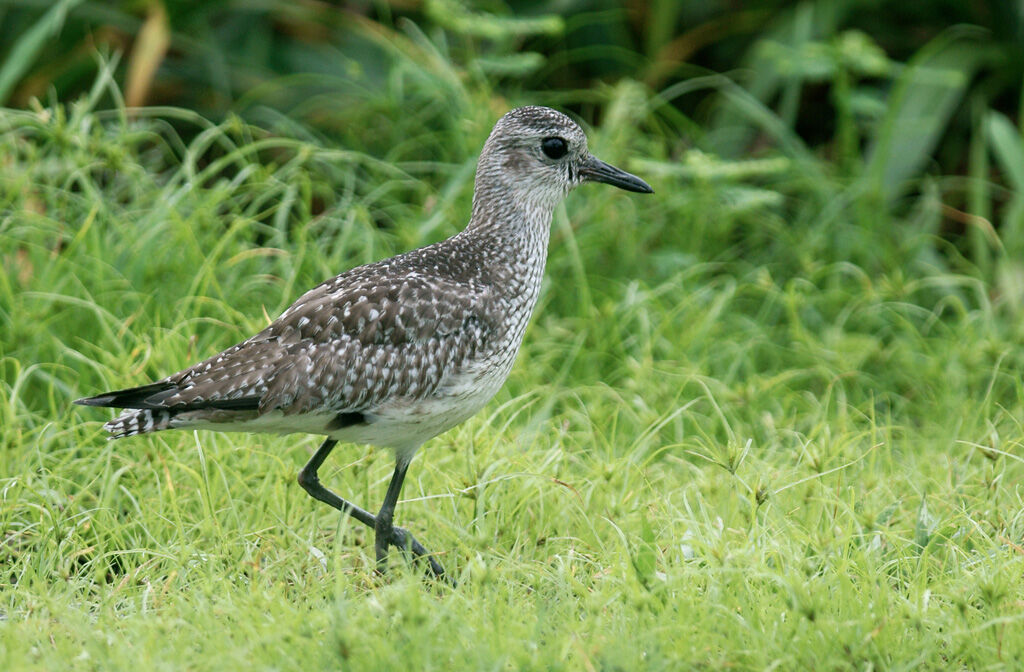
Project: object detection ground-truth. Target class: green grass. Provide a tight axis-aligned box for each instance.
[4,74,1024,669]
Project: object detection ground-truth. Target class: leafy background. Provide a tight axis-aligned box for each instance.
[3,0,1024,669]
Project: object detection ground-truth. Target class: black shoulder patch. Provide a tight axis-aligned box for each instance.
[327,411,367,430]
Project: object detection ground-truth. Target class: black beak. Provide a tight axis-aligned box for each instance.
[580,155,653,194]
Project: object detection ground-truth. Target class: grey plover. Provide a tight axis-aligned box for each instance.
[76,106,653,581]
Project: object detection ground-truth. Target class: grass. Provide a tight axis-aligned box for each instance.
[3,71,1024,669]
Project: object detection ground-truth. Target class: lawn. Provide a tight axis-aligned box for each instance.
[3,10,1024,670]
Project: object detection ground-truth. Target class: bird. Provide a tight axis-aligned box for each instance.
[75,106,653,583]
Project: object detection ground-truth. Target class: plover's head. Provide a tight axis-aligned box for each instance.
[474,106,653,211]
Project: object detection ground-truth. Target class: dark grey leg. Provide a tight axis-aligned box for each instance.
[297,438,377,528]
[375,457,452,583]
[298,439,452,584]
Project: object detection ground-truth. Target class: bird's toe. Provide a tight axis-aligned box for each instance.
[376,525,451,583]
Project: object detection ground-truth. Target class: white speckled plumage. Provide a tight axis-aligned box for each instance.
[76,106,652,580]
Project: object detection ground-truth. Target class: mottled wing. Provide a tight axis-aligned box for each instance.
[141,266,496,417]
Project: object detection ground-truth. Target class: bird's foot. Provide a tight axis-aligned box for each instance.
[375,525,454,586]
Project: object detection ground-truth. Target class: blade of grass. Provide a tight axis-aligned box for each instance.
[0,0,87,104]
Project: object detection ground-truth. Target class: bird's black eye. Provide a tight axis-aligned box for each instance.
[541,137,568,160]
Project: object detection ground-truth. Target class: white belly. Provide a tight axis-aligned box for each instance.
[336,350,517,449]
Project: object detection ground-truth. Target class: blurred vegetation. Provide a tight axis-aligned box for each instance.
[2,1,1023,253]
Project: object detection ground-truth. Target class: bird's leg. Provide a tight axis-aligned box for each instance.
[375,456,451,583]
[298,438,377,528]
[298,439,452,584]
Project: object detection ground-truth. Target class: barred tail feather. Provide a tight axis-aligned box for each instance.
[104,409,174,439]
